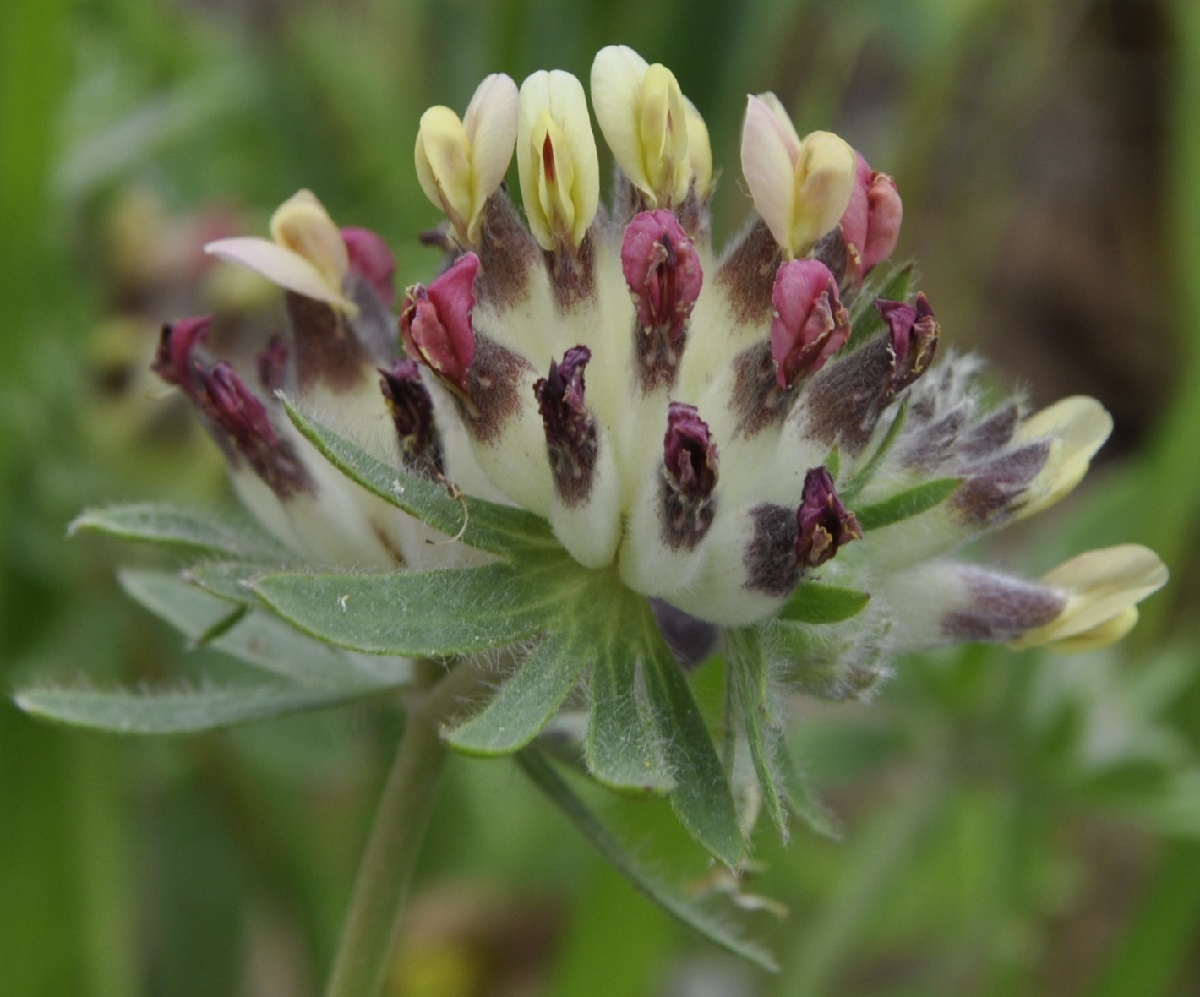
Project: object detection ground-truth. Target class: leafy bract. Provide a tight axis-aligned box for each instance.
[854,477,962,532]
[282,396,554,555]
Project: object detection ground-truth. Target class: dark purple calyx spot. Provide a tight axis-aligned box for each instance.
[877,293,938,395]
[476,189,541,309]
[380,360,443,476]
[952,441,1051,524]
[795,467,861,568]
[621,210,703,392]
[286,292,371,394]
[942,568,1065,642]
[534,346,597,506]
[154,318,311,499]
[660,402,718,550]
[715,219,781,323]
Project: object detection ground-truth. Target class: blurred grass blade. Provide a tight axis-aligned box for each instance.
[517,749,778,973]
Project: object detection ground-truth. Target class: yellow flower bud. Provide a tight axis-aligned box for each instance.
[591,45,696,208]
[1014,396,1113,517]
[518,70,599,251]
[1009,545,1168,653]
[206,189,357,313]
[414,74,518,245]
[740,93,855,257]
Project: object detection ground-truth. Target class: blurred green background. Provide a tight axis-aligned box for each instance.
[4,0,1200,994]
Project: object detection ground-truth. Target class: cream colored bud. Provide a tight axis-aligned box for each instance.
[1009,545,1168,653]
[206,190,356,313]
[740,94,855,258]
[592,46,695,208]
[415,74,518,245]
[1014,396,1113,517]
[518,70,599,251]
[683,97,713,200]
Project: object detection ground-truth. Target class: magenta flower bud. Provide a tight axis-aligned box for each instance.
[877,293,938,394]
[770,259,849,389]
[152,315,213,390]
[535,346,597,505]
[380,360,442,474]
[839,153,903,279]
[661,402,719,549]
[795,466,861,568]
[400,252,479,396]
[621,210,702,390]
[341,226,397,306]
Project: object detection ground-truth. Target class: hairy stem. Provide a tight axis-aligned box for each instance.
[323,658,487,997]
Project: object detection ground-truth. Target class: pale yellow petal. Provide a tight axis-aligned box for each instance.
[1044,606,1139,654]
[268,190,348,291]
[1014,396,1113,516]
[414,105,473,234]
[205,237,357,313]
[591,45,652,194]
[790,130,856,252]
[462,73,518,240]
[684,97,713,200]
[741,94,798,254]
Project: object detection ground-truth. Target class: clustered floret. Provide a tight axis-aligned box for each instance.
[160,45,1164,671]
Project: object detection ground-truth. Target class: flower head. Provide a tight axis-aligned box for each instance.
[154,45,1165,867]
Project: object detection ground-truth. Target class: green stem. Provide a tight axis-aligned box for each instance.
[323,659,487,997]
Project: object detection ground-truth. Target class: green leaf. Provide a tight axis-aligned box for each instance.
[70,504,294,561]
[584,590,672,793]
[724,627,788,839]
[445,634,586,755]
[120,569,410,688]
[185,561,267,604]
[854,476,962,531]
[250,563,547,657]
[778,582,871,624]
[281,396,553,555]
[847,260,915,348]
[517,749,778,972]
[777,744,842,841]
[641,617,745,868]
[15,683,374,734]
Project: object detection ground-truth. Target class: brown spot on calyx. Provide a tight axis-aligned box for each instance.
[803,336,895,452]
[958,405,1020,459]
[952,441,1051,524]
[676,184,712,246]
[546,230,597,311]
[285,291,370,394]
[809,225,851,289]
[716,219,781,323]
[729,340,795,438]
[535,347,598,507]
[900,409,968,470]
[744,503,800,596]
[457,334,531,445]
[942,569,1064,641]
[475,190,541,309]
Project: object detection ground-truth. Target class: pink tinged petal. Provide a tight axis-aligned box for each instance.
[341,227,397,306]
[770,259,850,389]
[399,253,479,396]
[204,237,357,313]
[621,210,703,340]
[862,171,902,272]
[741,95,798,254]
[876,292,939,393]
[795,466,861,568]
[839,153,873,258]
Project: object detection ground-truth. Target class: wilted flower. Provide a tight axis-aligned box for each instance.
[139,46,1164,866]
